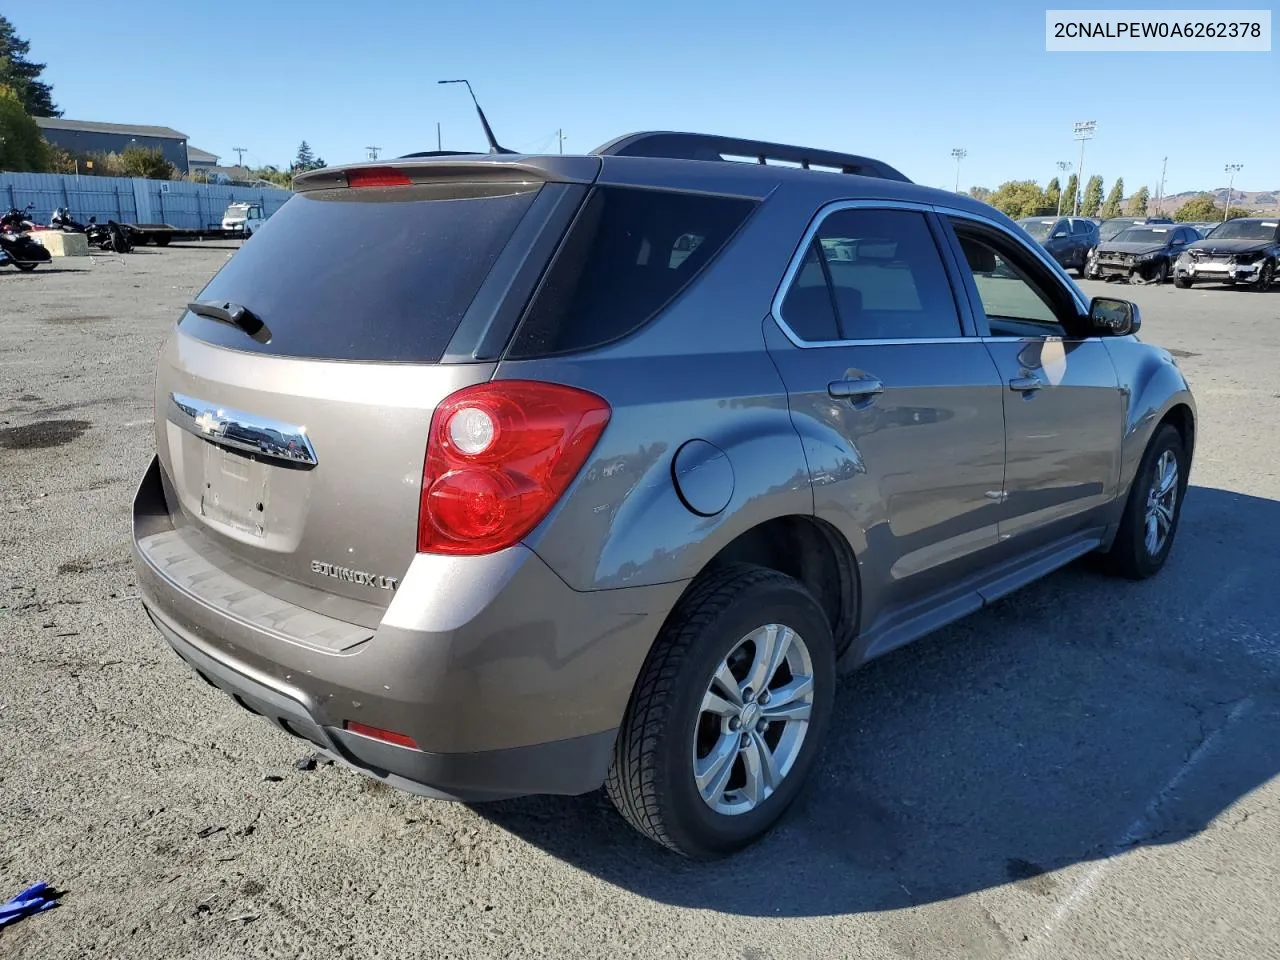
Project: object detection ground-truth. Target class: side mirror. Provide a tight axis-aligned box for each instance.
[1052,230,1068,239]
[1089,296,1141,337]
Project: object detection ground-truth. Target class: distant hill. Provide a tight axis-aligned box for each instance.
[1152,188,1279,215]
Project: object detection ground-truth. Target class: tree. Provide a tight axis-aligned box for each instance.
[1045,177,1062,214]
[291,140,325,173]
[0,16,59,116]
[1063,174,1079,214]
[120,145,176,180]
[968,186,992,203]
[1126,186,1150,216]
[0,84,50,171]
[1081,175,1104,217]
[249,164,294,188]
[1101,178,1125,219]
[987,180,1050,218]
[1175,193,1251,221]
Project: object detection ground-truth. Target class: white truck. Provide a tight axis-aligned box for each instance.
[221,202,267,238]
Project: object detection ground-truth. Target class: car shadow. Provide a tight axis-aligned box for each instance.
[473,485,1280,916]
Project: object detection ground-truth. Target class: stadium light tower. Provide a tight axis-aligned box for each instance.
[1072,121,1096,215]
[951,148,967,194]
[1055,160,1072,215]
[1223,163,1243,222]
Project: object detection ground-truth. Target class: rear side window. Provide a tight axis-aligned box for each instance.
[1071,219,1093,236]
[778,208,962,342]
[506,186,756,358]
[182,182,541,362]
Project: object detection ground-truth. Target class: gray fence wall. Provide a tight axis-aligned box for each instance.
[0,172,293,231]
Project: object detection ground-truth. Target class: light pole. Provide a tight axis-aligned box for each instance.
[233,147,247,168]
[1055,160,1072,215]
[366,146,381,161]
[951,148,967,194]
[557,129,566,155]
[1072,121,1096,216]
[1223,163,1243,222]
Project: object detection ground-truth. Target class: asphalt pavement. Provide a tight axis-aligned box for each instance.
[1,246,1277,960]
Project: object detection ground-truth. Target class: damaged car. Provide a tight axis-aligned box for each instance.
[1173,218,1279,291]
[1097,216,1174,243]
[1086,224,1200,284]
[1016,215,1098,276]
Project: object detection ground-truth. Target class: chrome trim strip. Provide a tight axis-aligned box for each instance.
[767,198,1092,350]
[168,393,319,467]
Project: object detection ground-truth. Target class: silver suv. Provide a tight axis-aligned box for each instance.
[131,132,1196,858]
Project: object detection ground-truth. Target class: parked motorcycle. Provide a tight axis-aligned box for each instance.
[0,230,53,271]
[1,204,37,233]
[50,207,88,233]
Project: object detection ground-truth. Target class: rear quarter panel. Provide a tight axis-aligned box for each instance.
[496,182,836,592]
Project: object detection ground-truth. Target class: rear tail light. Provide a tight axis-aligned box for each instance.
[345,167,414,189]
[344,721,419,749]
[417,381,611,555]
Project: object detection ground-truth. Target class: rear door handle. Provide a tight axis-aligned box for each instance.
[828,377,884,400]
[1009,375,1044,393]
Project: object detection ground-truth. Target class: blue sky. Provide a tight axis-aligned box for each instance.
[15,0,1277,194]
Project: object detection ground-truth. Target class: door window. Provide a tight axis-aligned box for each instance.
[777,208,962,342]
[945,218,1089,339]
[1071,219,1093,236]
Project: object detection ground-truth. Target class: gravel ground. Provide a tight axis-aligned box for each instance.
[1,246,1278,960]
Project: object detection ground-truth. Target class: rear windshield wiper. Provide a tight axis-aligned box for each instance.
[187,299,271,344]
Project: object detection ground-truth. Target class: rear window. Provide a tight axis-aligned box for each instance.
[506,186,756,358]
[182,182,541,362]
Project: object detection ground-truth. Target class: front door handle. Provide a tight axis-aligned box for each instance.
[1009,375,1044,393]
[828,377,884,400]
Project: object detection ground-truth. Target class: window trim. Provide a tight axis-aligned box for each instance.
[769,199,979,348]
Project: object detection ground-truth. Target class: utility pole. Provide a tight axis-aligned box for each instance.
[1071,120,1096,216]
[233,146,247,168]
[437,122,442,151]
[365,146,381,161]
[557,129,566,155]
[1055,160,1072,215]
[1157,156,1168,214]
[1223,163,1243,222]
[950,148,967,194]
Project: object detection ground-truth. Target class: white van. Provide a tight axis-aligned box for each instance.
[221,202,266,237]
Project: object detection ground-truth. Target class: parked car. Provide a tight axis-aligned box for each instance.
[1185,221,1220,239]
[1016,215,1099,276]
[1096,216,1174,244]
[1085,224,1200,283]
[1173,218,1279,290]
[221,202,266,237]
[131,131,1197,858]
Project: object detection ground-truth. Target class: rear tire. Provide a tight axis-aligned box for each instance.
[1099,424,1187,580]
[15,261,37,272]
[606,564,836,859]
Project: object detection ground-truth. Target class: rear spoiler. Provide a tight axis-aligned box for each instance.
[293,156,601,193]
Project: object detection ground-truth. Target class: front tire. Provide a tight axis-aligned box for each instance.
[606,564,836,859]
[1174,275,1194,289]
[15,261,38,272]
[1251,260,1275,292]
[1099,424,1187,580]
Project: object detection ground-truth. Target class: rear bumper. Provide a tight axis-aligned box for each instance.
[131,455,684,800]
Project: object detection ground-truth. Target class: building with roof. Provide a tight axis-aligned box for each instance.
[187,146,220,175]
[34,118,192,173]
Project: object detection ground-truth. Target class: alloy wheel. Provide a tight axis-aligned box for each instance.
[1144,449,1179,557]
[693,624,815,816]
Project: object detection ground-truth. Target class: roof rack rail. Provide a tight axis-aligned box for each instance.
[592,131,912,183]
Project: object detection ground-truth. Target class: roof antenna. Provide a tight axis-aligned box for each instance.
[437,80,515,155]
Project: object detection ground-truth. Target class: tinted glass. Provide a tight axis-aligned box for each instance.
[1114,227,1172,244]
[781,208,962,341]
[780,242,839,342]
[182,183,541,362]
[1019,219,1055,241]
[951,229,1062,330]
[1071,219,1093,235]
[508,186,756,358]
[1207,220,1278,241]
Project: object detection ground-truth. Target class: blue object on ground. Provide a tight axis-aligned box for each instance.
[0,882,60,928]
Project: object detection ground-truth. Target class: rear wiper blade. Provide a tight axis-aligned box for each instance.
[187,299,271,344]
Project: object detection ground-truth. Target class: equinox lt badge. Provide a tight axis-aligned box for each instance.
[310,561,398,591]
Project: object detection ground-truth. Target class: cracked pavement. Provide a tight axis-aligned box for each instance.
[1,248,1278,959]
